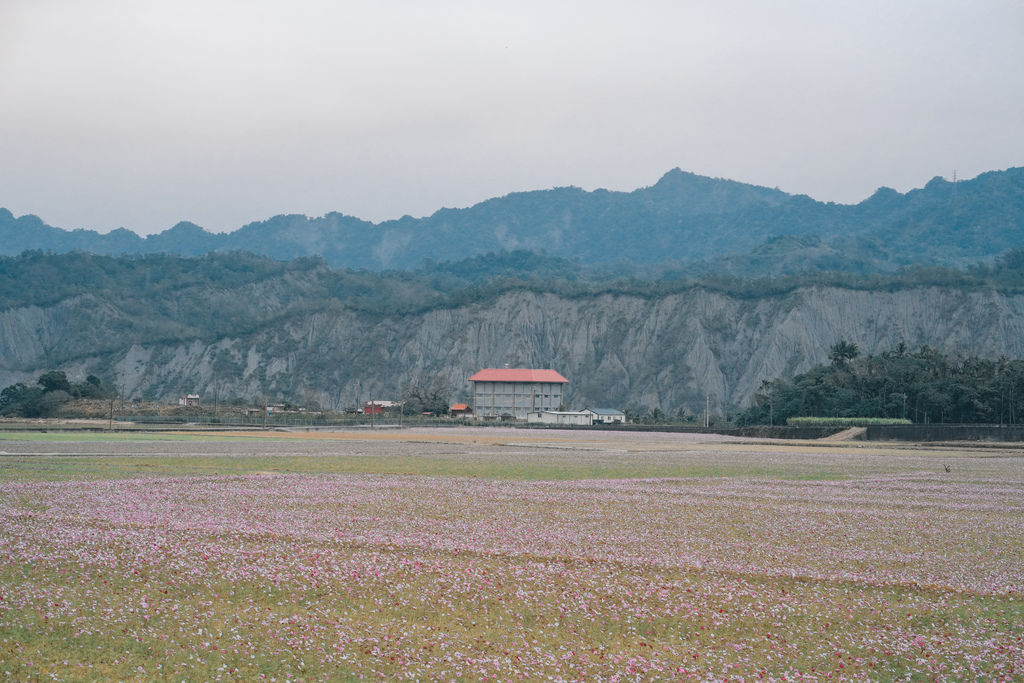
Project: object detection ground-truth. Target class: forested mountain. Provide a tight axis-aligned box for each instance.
[3,167,1023,275]
[4,167,1024,416]
[5,251,1024,415]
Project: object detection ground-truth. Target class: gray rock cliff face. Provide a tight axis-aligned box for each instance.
[3,286,1024,415]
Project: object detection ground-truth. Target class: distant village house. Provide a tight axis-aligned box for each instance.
[178,393,201,407]
[362,400,400,415]
[526,410,592,426]
[527,408,627,426]
[584,408,626,424]
[450,403,473,418]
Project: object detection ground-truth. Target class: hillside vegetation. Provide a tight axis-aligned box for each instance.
[739,342,1024,425]
[5,251,1024,414]
[4,249,1024,340]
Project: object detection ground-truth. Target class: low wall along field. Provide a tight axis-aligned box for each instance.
[0,428,1021,679]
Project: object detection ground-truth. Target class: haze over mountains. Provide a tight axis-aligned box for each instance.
[3,167,1024,414]
[4,167,1024,277]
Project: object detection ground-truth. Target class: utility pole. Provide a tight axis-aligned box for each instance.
[705,395,710,428]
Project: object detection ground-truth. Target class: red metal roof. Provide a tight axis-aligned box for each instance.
[468,369,569,383]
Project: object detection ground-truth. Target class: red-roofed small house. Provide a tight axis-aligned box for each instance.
[362,400,399,415]
[468,368,569,420]
[450,403,473,418]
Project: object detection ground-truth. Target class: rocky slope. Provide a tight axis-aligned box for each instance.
[3,285,1024,416]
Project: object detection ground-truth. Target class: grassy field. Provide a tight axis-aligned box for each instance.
[1,427,1022,680]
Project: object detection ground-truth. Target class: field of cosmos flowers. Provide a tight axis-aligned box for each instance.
[0,427,1021,680]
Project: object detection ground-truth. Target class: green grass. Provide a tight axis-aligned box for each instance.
[2,534,1020,681]
[786,416,912,426]
[2,430,1022,680]
[0,428,995,483]
[0,453,851,482]
[0,430,268,442]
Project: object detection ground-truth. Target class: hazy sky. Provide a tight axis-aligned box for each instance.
[2,0,1022,235]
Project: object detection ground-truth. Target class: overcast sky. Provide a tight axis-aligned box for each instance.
[1,0,1022,235]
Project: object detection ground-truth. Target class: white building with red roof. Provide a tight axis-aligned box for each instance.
[468,368,569,420]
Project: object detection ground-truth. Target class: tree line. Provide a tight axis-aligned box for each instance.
[738,342,1024,425]
[0,371,118,418]
[6,246,1024,327]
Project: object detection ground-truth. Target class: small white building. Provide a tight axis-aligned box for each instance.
[178,393,201,407]
[584,408,626,424]
[526,410,593,426]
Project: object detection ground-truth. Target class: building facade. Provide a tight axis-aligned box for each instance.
[526,410,592,426]
[584,408,627,424]
[468,368,569,420]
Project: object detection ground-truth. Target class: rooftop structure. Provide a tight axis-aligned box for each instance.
[467,369,569,384]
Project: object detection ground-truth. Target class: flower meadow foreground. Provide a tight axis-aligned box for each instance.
[0,433,1022,680]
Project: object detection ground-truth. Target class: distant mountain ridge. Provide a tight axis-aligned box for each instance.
[3,167,1024,275]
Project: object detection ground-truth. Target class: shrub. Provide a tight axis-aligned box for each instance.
[786,417,912,427]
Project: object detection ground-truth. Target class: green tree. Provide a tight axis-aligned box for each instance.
[642,407,667,424]
[402,377,451,416]
[828,340,860,368]
[37,370,71,393]
[74,375,117,399]
[739,342,1024,426]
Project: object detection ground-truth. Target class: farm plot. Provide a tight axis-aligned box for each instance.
[0,429,1022,680]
